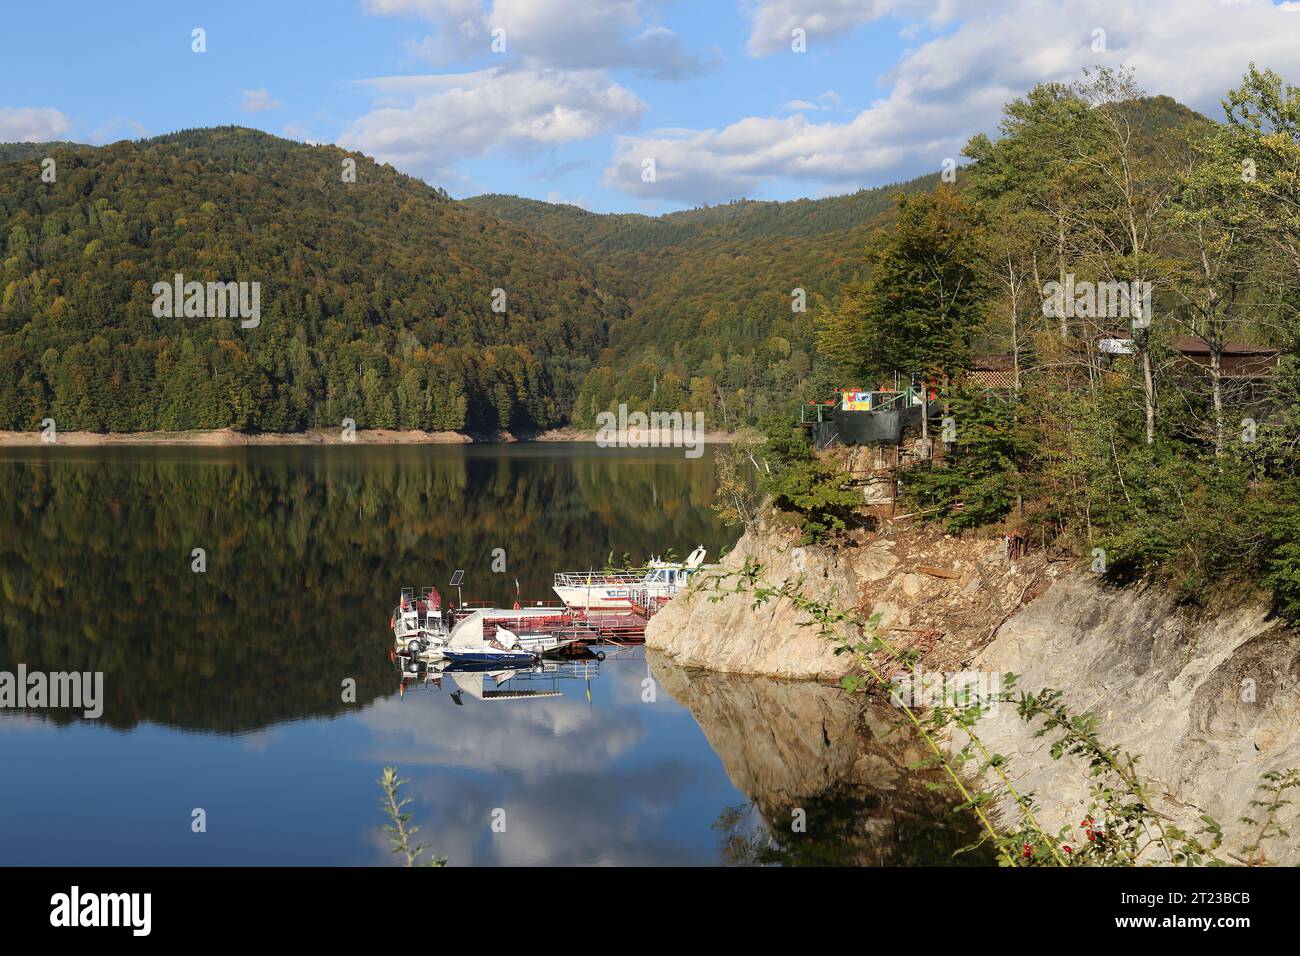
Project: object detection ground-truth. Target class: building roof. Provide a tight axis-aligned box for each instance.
[1167,338,1279,379]
[1168,337,1280,358]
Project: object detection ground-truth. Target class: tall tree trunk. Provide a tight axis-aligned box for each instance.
[1211,343,1224,457]
[1056,214,1069,341]
[1141,347,1155,445]
[1011,304,1022,394]
[1007,254,1023,395]
[920,379,929,444]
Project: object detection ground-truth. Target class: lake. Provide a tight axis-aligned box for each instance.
[0,444,983,865]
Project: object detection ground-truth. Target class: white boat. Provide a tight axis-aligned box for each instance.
[552,545,709,611]
[440,611,537,666]
[391,586,448,653]
[493,625,579,656]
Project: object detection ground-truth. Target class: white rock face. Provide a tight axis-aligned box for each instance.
[645,524,895,680]
[969,574,1300,863]
[648,519,1300,863]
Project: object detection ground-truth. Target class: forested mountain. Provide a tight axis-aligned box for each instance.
[0,127,616,433]
[0,121,941,435]
[0,142,91,162]
[467,178,940,426]
[0,94,1212,437]
[467,184,928,251]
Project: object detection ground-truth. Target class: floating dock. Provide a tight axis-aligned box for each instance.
[470,601,664,647]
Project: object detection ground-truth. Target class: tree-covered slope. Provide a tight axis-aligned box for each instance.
[464,96,1207,428]
[466,175,941,425]
[0,127,616,433]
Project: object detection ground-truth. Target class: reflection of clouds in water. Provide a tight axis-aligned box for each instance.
[355,663,724,865]
[238,727,282,752]
[604,651,660,708]
[372,762,712,866]
[483,764,710,866]
[358,682,645,780]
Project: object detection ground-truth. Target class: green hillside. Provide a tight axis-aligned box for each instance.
[0,127,614,433]
[0,93,1210,436]
[466,176,941,425]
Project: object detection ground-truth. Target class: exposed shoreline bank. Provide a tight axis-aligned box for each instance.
[647,517,1300,863]
[0,426,745,447]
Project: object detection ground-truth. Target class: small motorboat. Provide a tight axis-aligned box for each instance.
[440,611,537,667]
[493,625,579,657]
[440,647,536,665]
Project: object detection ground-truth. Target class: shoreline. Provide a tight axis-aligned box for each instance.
[0,426,745,447]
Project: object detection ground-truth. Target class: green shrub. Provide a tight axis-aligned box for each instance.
[900,390,1035,532]
[756,417,861,544]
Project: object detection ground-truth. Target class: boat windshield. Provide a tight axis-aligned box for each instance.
[643,568,684,585]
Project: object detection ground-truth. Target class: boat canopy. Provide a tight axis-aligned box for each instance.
[446,611,486,650]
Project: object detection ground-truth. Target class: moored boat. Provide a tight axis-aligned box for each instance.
[494,625,580,656]
[391,586,448,650]
[440,610,537,666]
[552,545,710,611]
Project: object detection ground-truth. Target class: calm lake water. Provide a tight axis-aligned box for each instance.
[0,444,983,866]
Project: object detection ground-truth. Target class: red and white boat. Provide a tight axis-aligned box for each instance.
[552,546,709,612]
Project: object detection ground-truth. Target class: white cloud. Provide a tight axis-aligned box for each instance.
[339,67,645,178]
[781,90,844,112]
[241,88,284,112]
[743,0,952,56]
[533,158,591,180]
[0,106,72,142]
[608,0,1300,204]
[364,0,712,78]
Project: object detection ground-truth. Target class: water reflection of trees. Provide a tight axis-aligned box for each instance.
[0,447,731,733]
[714,791,994,867]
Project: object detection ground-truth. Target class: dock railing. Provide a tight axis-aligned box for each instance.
[801,385,928,423]
[629,587,673,617]
[554,570,646,588]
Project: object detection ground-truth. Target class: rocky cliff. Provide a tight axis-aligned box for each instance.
[645,518,1034,680]
[969,575,1300,863]
[649,522,1300,863]
[644,520,867,680]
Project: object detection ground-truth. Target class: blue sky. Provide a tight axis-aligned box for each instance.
[5,1,1300,213]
